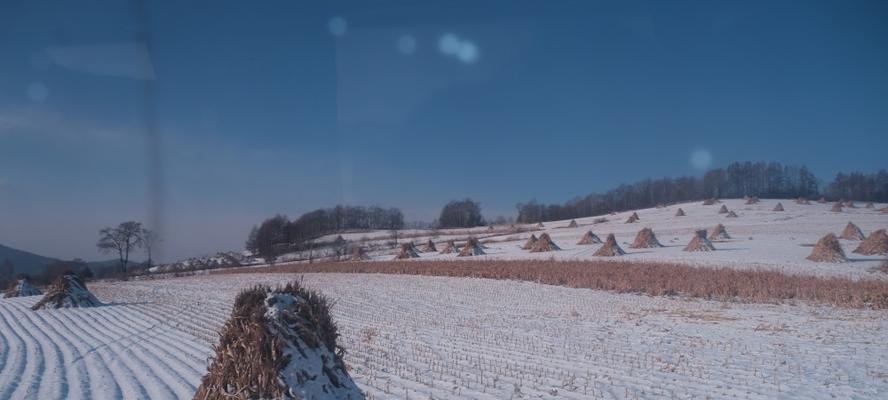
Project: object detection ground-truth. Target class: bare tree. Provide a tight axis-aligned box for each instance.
[141,228,160,268]
[97,221,144,278]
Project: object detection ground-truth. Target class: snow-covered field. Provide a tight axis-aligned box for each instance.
[1,199,885,399]
[1,273,887,399]
[344,199,887,279]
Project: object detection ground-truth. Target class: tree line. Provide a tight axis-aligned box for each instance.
[516,161,886,223]
[246,205,405,260]
[823,170,888,202]
[246,200,499,261]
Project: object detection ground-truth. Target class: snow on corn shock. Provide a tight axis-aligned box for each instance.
[194,283,362,400]
[267,291,362,400]
[3,277,42,298]
[32,272,101,309]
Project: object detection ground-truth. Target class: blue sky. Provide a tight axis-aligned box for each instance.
[1,0,886,262]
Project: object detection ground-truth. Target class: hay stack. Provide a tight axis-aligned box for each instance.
[536,222,545,228]
[745,196,760,205]
[718,204,729,214]
[796,197,810,205]
[438,240,458,254]
[32,273,101,310]
[772,202,785,211]
[3,278,42,298]
[656,203,666,209]
[844,201,856,208]
[865,202,874,209]
[831,202,843,212]
[707,223,731,241]
[194,283,362,400]
[684,230,716,252]
[629,227,663,249]
[675,208,686,217]
[593,234,625,257]
[853,229,888,255]
[530,233,560,252]
[806,233,848,263]
[567,219,578,228]
[577,230,602,245]
[419,239,437,253]
[347,245,370,261]
[726,211,739,218]
[458,237,485,257]
[839,222,865,241]
[625,213,639,224]
[818,197,827,204]
[521,234,538,250]
[702,198,717,205]
[394,243,420,260]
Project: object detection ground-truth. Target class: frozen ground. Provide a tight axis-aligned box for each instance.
[345,199,887,280]
[1,273,886,399]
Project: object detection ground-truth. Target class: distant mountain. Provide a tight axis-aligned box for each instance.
[0,243,126,276]
[0,244,59,275]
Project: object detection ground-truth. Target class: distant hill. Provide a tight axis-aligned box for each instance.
[0,244,59,275]
[0,243,126,276]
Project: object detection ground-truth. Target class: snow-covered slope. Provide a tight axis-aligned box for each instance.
[350,199,887,279]
[1,273,886,399]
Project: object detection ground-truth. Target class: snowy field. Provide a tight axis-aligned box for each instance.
[1,273,887,399]
[339,198,888,280]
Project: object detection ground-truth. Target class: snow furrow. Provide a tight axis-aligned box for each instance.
[0,303,30,399]
[19,307,85,399]
[35,309,120,400]
[84,306,188,399]
[1,301,49,399]
[53,305,155,399]
[100,304,206,387]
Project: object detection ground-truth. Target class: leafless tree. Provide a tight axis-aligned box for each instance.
[97,221,144,277]
[141,228,160,268]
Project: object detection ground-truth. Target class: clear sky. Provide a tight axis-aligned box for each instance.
[1,0,886,262]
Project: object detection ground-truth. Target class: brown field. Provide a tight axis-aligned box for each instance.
[213,260,888,309]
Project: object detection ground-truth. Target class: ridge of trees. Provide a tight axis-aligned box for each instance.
[516,161,886,223]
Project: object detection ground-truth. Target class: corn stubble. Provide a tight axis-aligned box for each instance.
[218,260,888,309]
